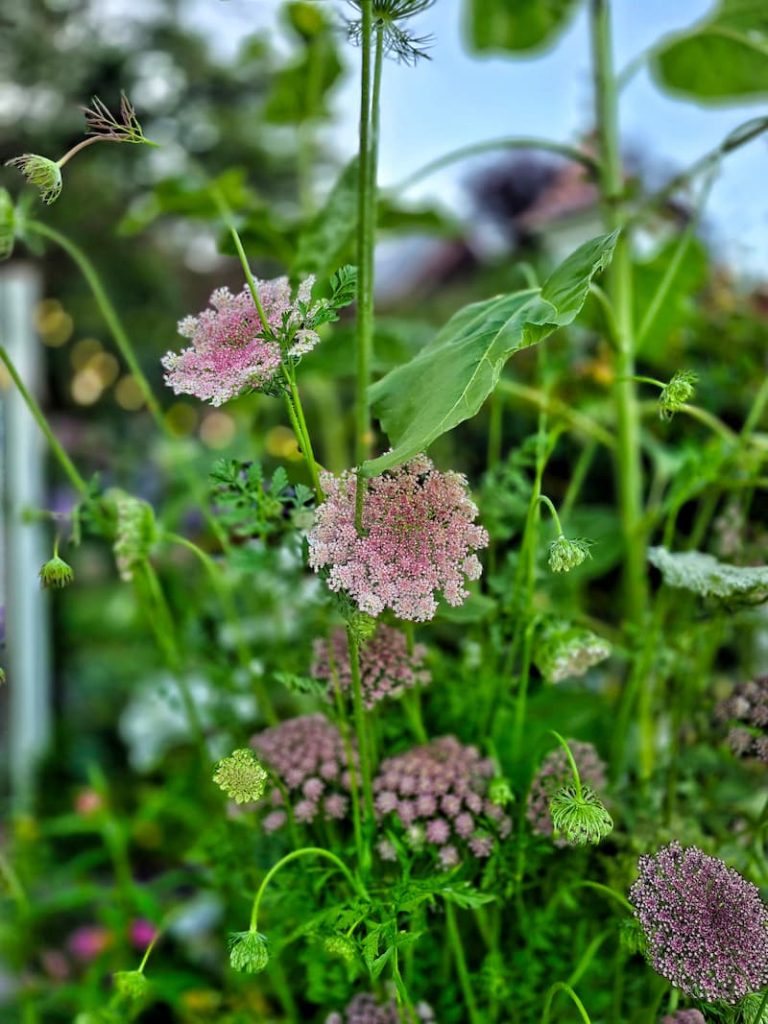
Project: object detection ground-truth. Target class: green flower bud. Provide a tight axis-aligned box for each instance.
[323,933,358,964]
[107,489,156,581]
[549,785,613,846]
[5,154,62,205]
[113,970,149,1001]
[212,749,268,804]
[0,188,15,261]
[39,553,74,589]
[228,930,269,974]
[547,535,592,574]
[488,777,514,807]
[658,370,697,420]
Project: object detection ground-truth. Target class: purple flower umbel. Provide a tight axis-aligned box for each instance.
[629,841,768,1003]
[716,676,768,764]
[325,993,434,1024]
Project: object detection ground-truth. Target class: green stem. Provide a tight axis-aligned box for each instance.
[541,982,592,1024]
[549,732,583,800]
[248,847,365,932]
[537,495,564,537]
[444,901,483,1024]
[210,188,270,333]
[497,379,615,450]
[0,849,30,916]
[286,369,324,499]
[568,880,633,914]
[0,344,88,494]
[346,628,376,830]
[26,222,165,427]
[326,638,365,869]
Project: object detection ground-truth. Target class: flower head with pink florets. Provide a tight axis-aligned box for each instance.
[307,455,489,622]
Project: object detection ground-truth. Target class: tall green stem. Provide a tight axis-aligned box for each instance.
[346,628,376,834]
[589,0,646,627]
[444,901,482,1024]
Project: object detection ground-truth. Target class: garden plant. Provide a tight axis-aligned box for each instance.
[1,1,768,1022]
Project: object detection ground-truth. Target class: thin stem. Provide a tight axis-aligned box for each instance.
[541,982,592,1024]
[26,222,165,427]
[496,379,615,450]
[327,640,365,867]
[0,849,30,915]
[286,370,324,499]
[346,628,376,830]
[210,188,270,333]
[444,901,483,1024]
[537,495,564,537]
[248,847,365,932]
[568,880,633,915]
[0,344,88,494]
[56,135,113,168]
[549,731,583,800]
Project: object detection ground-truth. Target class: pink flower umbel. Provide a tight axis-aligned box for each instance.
[372,736,509,867]
[308,456,489,622]
[312,625,431,709]
[162,276,322,406]
[251,714,357,831]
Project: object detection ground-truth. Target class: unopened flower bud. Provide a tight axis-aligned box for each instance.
[488,777,514,807]
[323,933,357,964]
[659,370,696,420]
[113,970,149,1001]
[228,930,269,974]
[549,785,612,845]
[548,535,592,574]
[5,154,63,205]
[212,749,268,804]
[39,553,74,589]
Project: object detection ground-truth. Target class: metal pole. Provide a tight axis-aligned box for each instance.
[0,263,51,810]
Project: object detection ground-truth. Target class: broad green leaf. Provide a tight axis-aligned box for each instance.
[464,0,581,53]
[648,547,768,602]
[364,231,618,476]
[293,158,359,277]
[653,0,768,102]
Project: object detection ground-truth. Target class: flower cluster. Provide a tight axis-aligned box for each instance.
[715,676,768,763]
[312,625,431,708]
[212,749,268,804]
[527,740,607,844]
[162,276,322,407]
[325,993,435,1024]
[308,456,489,622]
[661,1013,705,1024]
[548,534,592,574]
[251,714,356,831]
[659,369,697,420]
[108,489,157,582]
[533,621,611,684]
[629,841,768,1003]
[372,736,510,867]
[549,785,613,846]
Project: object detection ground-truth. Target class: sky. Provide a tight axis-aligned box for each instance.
[187,0,768,277]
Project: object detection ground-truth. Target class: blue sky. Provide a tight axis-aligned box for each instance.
[193,0,768,276]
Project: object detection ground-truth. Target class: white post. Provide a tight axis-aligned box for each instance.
[0,264,51,809]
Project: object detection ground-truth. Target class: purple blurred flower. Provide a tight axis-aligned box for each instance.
[129,919,157,951]
[325,993,434,1023]
[630,841,768,1003]
[67,926,112,962]
[715,676,768,764]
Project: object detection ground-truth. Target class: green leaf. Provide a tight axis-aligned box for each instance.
[293,159,359,277]
[648,547,768,602]
[264,31,342,124]
[364,231,618,475]
[464,0,581,54]
[653,0,768,102]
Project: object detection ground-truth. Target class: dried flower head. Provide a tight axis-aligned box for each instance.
[629,841,768,1002]
[312,625,431,708]
[534,621,611,684]
[548,535,592,574]
[373,736,510,868]
[213,749,268,804]
[326,992,435,1024]
[527,740,607,845]
[5,155,62,205]
[228,930,269,974]
[162,276,324,407]
[549,784,613,845]
[83,93,154,145]
[39,553,74,589]
[251,714,356,830]
[346,1,436,64]
[659,370,697,420]
[108,489,156,582]
[715,676,768,764]
[308,456,489,622]
[113,970,149,1001]
[0,188,14,260]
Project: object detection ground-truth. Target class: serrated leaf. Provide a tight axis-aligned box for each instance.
[370,947,393,980]
[648,547,768,602]
[464,0,581,53]
[364,232,618,475]
[293,159,359,277]
[653,0,768,102]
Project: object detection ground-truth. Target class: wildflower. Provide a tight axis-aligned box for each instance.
[5,155,62,205]
[67,926,112,962]
[113,970,149,1001]
[547,534,592,574]
[629,841,768,1003]
[372,736,510,867]
[162,276,325,407]
[39,551,74,589]
[534,621,611,684]
[107,489,156,582]
[0,188,14,260]
[251,714,356,829]
[228,930,269,974]
[129,919,157,951]
[527,740,607,845]
[212,749,268,804]
[346,1,437,65]
[83,93,153,145]
[308,456,489,622]
[325,992,435,1023]
[661,1012,706,1024]
[715,676,768,764]
[549,785,613,845]
[659,370,697,420]
[312,625,431,708]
